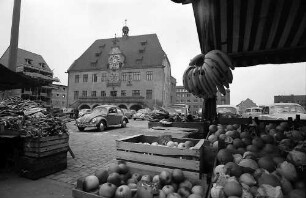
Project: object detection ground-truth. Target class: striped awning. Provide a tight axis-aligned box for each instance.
[173,0,306,67]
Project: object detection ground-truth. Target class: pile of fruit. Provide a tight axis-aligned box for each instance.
[76,161,205,198]
[135,140,195,150]
[183,50,234,99]
[206,122,306,198]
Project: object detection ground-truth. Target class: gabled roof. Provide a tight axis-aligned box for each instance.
[0,47,52,73]
[67,34,167,72]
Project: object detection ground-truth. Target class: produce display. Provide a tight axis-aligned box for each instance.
[0,97,68,137]
[75,161,205,198]
[207,122,306,198]
[183,50,234,98]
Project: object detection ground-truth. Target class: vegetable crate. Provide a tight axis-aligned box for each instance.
[115,134,209,184]
[19,133,69,179]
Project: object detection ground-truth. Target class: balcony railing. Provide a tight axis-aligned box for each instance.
[78,96,145,103]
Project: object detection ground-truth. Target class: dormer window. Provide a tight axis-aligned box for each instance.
[95,52,101,57]
[25,58,33,64]
[139,49,145,53]
[140,41,147,46]
[39,63,46,68]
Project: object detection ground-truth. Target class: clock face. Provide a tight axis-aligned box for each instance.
[109,72,119,82]
[109,55,121,70]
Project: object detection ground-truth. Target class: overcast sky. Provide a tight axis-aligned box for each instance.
[0,0,305,106]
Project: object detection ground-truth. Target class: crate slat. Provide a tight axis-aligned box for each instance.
[24,137,69,147]
[116,140,200,157]
[24,142,69,152]
[117,151,200,171]
[24,146,68,158]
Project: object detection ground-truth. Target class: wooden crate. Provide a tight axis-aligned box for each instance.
[72,161,208,198]
[19,151,67,180]
[23,133,69,158]
[116,134,209,184]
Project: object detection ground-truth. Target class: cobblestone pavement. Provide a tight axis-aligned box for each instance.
[45,119,150,187]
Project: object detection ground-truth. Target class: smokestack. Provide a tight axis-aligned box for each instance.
[8,0,22,72]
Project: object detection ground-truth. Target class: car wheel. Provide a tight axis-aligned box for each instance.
[121,119,127,128]
[78,127,85,132]
[133,118,136,120]
[97,121,106,132]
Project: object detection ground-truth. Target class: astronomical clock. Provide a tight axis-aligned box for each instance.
[107,47,124,86]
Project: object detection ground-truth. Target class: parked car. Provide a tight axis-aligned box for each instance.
[217,105,241,118]
[259,103,306,120]
[242,107,262,118]
[78,108,92,118]
[76,105,128,132]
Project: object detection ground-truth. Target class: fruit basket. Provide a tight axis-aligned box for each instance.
[72,161,208,198]
[115,134,209,184]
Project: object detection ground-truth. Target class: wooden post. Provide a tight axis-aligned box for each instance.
[8,0,22,72]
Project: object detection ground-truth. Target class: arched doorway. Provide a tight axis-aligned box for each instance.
[118,104,128,109]
[130,104,142,111]
[79,104,90,110]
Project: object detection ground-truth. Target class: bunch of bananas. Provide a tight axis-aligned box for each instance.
[183,50,234,99]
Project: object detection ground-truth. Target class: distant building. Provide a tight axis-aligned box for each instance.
[0,48,55,105]
[175,86,230,115]
[67,25,176,111]
[51,84,67,109]
[274,95,306,110]
[236,98,258,114]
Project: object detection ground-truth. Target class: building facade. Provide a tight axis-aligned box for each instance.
[67,26,176,111]
[51,84,67,109]
[0,48,55,105]
[274,95,306,110]
[175,86,230,115]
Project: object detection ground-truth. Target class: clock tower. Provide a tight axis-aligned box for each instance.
[107,41,125,86]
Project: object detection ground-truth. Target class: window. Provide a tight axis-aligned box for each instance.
[74,91,79,100]
[132,90,140,96]
[121,90,126,96]
[56,94,59,97]
[141,41,147,46]
[92,74,97,82]
[101,91,106,97]
[187,99,191,103]
[187,94,191,97]
[101,73,107,82]
[110,91,117,97]
[146,90,152,99]
[133,72,140,81]
[194,105,198,108]
[82,91,87,97]
[83,74,88,82]
[39,63,46,68]
[75,75,79,83]
[25,58,33,64]
[146,71,153,81]
[194,99,198,102]
[91,91,96,97]
[122,73,127,81]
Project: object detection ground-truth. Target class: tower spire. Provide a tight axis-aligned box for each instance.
[122,19,129,37]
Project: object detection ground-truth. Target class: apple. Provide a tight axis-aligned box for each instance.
[141,174,152,182]
[107,172,122,187]
[188,194,202,198]
[167,192,182,198]
[162,185,175,196]
[184,141,194,148]
[171,182,178,192]
[172,169,185,183]
[128,183,137,190]
[158,189,166,198]
[159,170,172,185]
[178,187,191,198]
[174,142,179,147]
[127,178,138,184]
[118,163,129,174]
[114,185,132,198]
[177,143,186,149]
[191,185,204,196]
[94,169,109,184]
[137,184,154,198]
[84,175,99,192]
[166,141,175,147]
[108,163,120,174]
[99,182,117,197]
[151,142,159,146]
[152,175,160,183]
[132,173,141,181]
[179,180,192,190]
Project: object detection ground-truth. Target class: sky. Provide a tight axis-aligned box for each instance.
[0,0,305,106]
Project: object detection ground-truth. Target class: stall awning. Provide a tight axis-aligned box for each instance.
[188,0,306,67]
[0,64,49,90]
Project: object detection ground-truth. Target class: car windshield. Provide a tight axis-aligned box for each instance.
[252,108,262,112]
[217,107,237,114]
[92,107,108,114]
[270,105,305,114]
